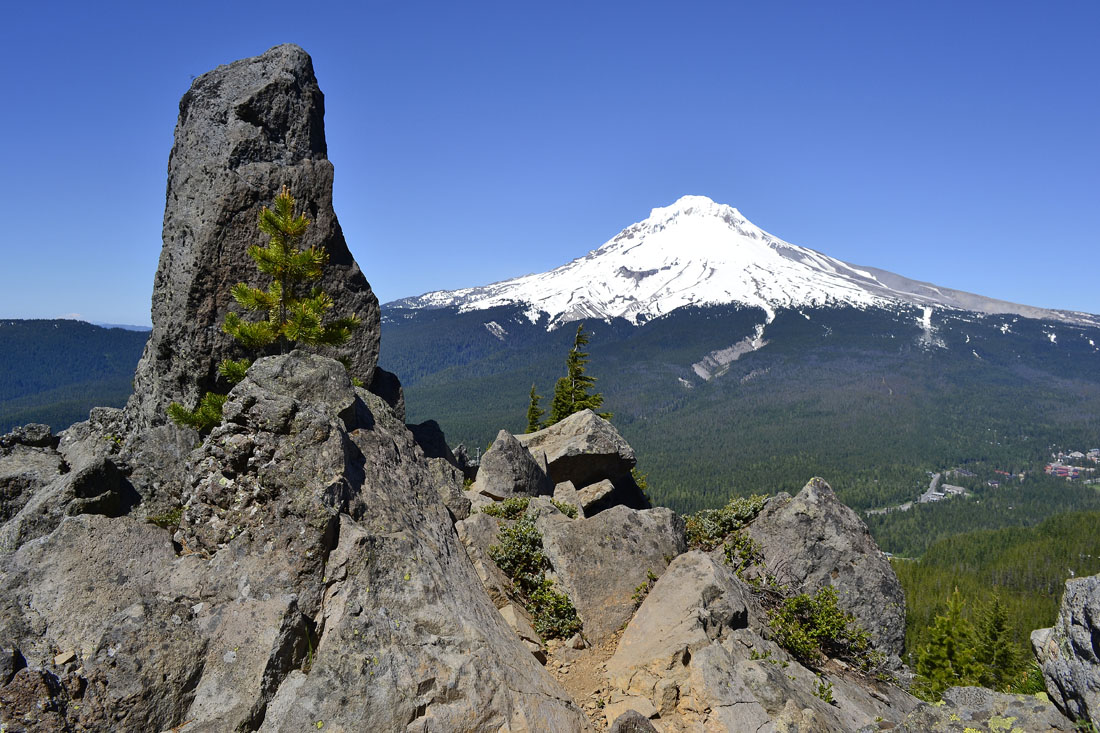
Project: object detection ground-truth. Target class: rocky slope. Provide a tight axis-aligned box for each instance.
[0,44,1089,732]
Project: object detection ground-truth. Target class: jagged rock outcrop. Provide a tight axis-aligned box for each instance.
[474,429,554,500]
[745,477,906,658]
[1033,574,1100,725]
[517,410,646,512]
[4,42,1072,733]
[126,44,381,440]
[0,409,137,554]
[0,352,586,731]
[605,550,919,731]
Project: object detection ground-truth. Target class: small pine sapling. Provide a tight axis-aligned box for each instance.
[168,187,360,434]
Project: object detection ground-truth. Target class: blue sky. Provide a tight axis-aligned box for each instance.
[3,1,1097,326]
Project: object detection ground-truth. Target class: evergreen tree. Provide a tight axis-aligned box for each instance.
[973,594,1021,690]
[546,323,610,425]
[525,384,544,433]
[168,187,359,433]
[914,587,982,699]
[223,185,360,352]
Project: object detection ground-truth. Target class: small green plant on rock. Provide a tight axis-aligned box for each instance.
[551,499,578,518]
[723,530,763,578]
[146,506,184,532]
[768,585,882,672]
[631,569,659,608]
[488,516,582,639]
[481,497,531,519]
[814,676,835,705]
[685,494,768,550]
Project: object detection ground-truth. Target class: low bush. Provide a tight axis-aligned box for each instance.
[481,496,531,519]
[488,516,582,640]
[768,586,882,671]
[685,494,768,550]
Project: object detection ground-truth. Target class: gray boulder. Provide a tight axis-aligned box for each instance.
[608,709,659,732]
[474,429,553,500]
[606,550,918,732]
[535,504,685,642]
[745,477,906,657]
[517,410,646,511]
[125,43,381,439]
[898,686,1072,731]
[1033,574,1100,725]
[0,424,57,451]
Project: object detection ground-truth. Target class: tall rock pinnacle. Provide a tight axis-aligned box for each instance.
[127,44,381,431]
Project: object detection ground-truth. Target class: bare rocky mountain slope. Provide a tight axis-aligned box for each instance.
[0,44,1093,732]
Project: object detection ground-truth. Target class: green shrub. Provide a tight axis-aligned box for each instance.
[631,569,659,608]
[1008,662,1047,695]
[723,531,763,576]
[529,576,582,638]
[768,586,881,671]
[551,499,578,518]
[488,516,582,640]
[488,517,544,580]
[146,506,183,531]
[685,494,768,549]
[481,497,531,519]
[814,677,835,704]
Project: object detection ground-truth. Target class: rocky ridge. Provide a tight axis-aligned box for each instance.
[0,44,1090,732]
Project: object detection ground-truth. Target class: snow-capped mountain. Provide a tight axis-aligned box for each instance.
[390,195,1098,329]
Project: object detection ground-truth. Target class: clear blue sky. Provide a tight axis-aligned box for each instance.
[3,1,1097,326]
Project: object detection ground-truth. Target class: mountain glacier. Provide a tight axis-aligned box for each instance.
[390,195,1098,329]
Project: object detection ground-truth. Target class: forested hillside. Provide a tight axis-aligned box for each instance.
[895,510,1100,676]
[382,302,1100,515]
[0,319,148,432]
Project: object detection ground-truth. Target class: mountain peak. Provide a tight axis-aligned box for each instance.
[389,197,1099,329]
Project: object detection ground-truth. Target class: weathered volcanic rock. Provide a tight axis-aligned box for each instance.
[0,353,587,731]
[517,410,634,487]
[745,477,906,658]
[126,43,381,437]
[898,686,1072,731]
[534,504,685,642]
[1033,574,1100,725]
[605,550,918,732]
[474,429,553,500]
[516,410,646,512]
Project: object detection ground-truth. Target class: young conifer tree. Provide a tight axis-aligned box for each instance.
[168,187,360,433]
[973,594,1021,690]
[222,186,360,353]
[546,323,611,426]
[914,587,982,699]
[525,384,544,433]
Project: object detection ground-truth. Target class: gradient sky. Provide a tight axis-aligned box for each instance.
[3,1,1097,326]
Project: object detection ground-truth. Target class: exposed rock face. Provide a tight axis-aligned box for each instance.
[534,504,685,642]
[0,353,587,731]
[899,686,1072,731]
[126,44,381,436]
[0,409,138,554]
[474,429,553,500]
[517,410,646,512]
[745,477,906,657]
[605,550,918,731]
[1033,574,1100,725]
